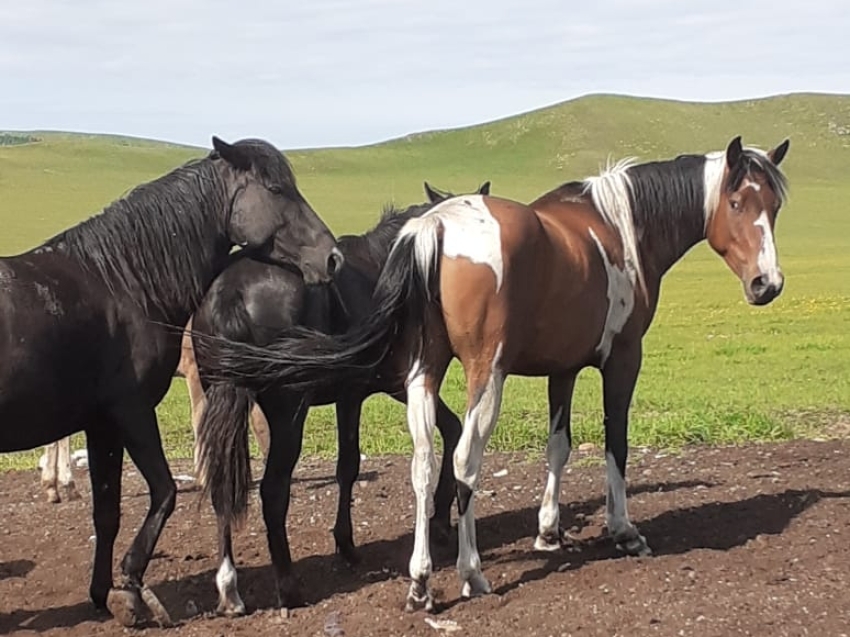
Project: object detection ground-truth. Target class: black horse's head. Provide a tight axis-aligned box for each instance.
[212,136,342,284]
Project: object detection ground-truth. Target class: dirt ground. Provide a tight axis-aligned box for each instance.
[2,439,849,637]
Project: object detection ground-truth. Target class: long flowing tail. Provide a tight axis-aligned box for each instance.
[195,382,253,526]
[195,214,443,393]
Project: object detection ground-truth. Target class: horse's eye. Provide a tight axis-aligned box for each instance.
[267,185,283,195]
[730,199,740,210]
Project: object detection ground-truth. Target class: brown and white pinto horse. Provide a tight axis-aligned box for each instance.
[200,136,790,611]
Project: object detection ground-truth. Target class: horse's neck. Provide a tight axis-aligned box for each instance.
[629,188,708,288]
[639,227,705,285]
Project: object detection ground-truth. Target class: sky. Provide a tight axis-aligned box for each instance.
[1,0,848,150]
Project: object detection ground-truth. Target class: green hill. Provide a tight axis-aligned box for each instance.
[2,92,849,468]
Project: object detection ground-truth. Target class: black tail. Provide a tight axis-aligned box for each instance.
[195,221,441,394]
[195,382,253,527]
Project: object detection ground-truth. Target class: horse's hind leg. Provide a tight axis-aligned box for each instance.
[404,361,444,612]
[535,373,577,551]
[602,348,651,557]
[214,516,246,616]
[86,426,123,612]
[432,399,462,546]
[257,391,307,610]
[57,435,80,501]
[332,394,362,564]
[41,441,60,503]
[453,350,505,600]
[107,402,176,626]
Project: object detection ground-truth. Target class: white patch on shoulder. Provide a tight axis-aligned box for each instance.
[754,211,782,286]
[589,228,636,366]
[424,195,504,291]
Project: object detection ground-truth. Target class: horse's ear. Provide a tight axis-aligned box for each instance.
[424,181,446,203]
[477,181,491,195]
[768,139,790,166]
[212,136,252,171]
[725,136,743,168]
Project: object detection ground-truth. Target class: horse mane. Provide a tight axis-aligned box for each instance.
[42,155,229,319]
[580,146,789,293]
[339,201,436,266]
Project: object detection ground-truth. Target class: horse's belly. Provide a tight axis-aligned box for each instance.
[506,293,608,376]
[0,393,86,452]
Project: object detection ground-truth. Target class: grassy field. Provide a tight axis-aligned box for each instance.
[1,92,849,470]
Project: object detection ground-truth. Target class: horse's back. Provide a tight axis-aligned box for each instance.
[193,258,312,348]
[434,194,618,376]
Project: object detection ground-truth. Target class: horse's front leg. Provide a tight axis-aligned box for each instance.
[601,343,651,557]
[104,402,176,627]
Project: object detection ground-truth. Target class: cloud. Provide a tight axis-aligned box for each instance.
[0,0,847,148]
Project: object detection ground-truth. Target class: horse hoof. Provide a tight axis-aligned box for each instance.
[45,488,60,504]
[614,532,652,557]
[217,600,247,618]
[460,573,492,599]
[405,582,434,613]
[276,584,304,612]
[533,532,563,552]
[106,588,144,627]
[62,483,81,502]
[140,585,173,627]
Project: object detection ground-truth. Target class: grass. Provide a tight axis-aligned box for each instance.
[1,92,849,471]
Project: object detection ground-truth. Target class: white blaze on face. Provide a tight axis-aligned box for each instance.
[589,228,636,366]
[754,211,783,286]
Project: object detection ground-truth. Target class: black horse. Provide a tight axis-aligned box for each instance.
[192,181,491,615]
[0,137,340,626]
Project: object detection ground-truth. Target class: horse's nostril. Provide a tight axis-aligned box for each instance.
[750,275,768,296]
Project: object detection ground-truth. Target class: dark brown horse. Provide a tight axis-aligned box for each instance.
[199,136,790,611]
[0,137,340,626]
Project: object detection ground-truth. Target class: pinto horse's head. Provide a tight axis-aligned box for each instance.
[705,136,790,306]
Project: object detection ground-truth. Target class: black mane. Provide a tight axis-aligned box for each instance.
[625,153,708,248]
[338,201,436,267]
[42,155,229,320]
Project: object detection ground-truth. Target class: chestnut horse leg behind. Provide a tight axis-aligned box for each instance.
[179,318,271,471]
[39,434,80,503]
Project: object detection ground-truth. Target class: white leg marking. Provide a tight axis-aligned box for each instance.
[399,195,504,290]
[605,452,650,555]
[454,344,504,597]
[215,556,246,616]
[535,406,570,550]
[754,211,783,287]
[41,442,59,503]
[56,436,78,499]
[589,229,636,366]
[405,360,439,610]
[605,451,630,537]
